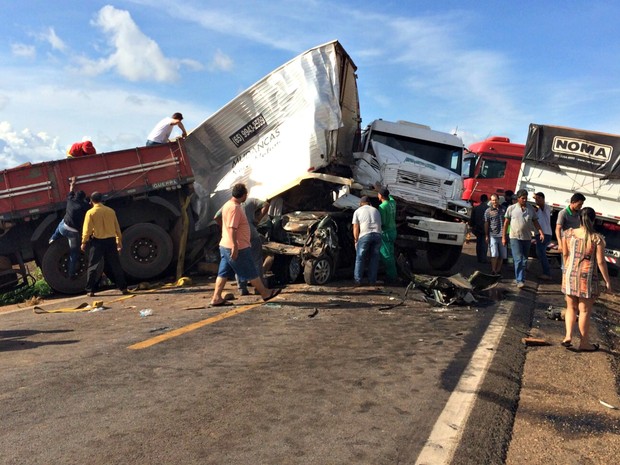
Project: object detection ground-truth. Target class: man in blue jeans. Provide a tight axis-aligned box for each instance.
[502,189,545,289]
[352,196,382,285]
[49,176,90,278]
[533,192,553,280]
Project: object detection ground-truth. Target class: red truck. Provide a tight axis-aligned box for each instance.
[462,136,524,205]
[0,142,201,294]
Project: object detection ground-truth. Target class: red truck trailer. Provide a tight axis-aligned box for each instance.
[0,141,199,294]
[462,136,524,204]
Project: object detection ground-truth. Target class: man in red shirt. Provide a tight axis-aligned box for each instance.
[67,140,96,157]
[210,183,281,306]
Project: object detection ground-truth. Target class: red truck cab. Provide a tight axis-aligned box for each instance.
[463,136,524,204]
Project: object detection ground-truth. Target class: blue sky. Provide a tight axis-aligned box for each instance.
[2,0,620,168]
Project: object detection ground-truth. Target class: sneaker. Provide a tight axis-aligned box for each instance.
[516,282,525,289]
[539,274,552,281]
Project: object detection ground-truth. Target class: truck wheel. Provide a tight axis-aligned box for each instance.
[120,223,173,280]
[303,256,333,285]
[426,244,463,271]
[41,240,87,294]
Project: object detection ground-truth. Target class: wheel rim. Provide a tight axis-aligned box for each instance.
[313,258,331,284]
[130,238,159,264]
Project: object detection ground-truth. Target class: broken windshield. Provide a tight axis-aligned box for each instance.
[369,130,462,175]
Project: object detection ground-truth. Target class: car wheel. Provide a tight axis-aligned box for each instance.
[303,255,333,285]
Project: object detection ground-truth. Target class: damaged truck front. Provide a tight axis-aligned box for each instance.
[183,40,469,285]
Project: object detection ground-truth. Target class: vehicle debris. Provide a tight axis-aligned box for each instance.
[599,399,619,410]
[405,271,501,307]
[545,305,565,321]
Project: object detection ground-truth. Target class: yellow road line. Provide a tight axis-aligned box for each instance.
[128,302,263,350]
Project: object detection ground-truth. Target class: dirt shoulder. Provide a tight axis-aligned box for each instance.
[506,272,620,464]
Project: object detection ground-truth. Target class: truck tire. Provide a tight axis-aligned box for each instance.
[303,255,333,285]
[120,223,173,280]
[426,244,462,271]
[41,240,87,294]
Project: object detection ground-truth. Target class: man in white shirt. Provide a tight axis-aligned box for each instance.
[146,112,187,145]
[352,196,382,285]
[502,189,545,288]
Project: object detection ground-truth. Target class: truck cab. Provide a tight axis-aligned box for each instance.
[354,120,469,270]
[463,136,524,205]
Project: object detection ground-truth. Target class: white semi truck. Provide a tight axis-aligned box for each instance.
[183,41,469,284]
[519,123,620,275]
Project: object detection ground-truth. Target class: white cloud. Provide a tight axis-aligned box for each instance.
[78,5,191,82]
[11,43,36,58]
[209,49,234,72]
[0,121,62,169]
[41,27,67,52]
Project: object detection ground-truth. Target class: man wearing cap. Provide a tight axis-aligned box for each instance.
[146,112,187,146]
[81,192,128,297]
[352,196,382,285]
[534,192,553,280]
[378,187,398,283]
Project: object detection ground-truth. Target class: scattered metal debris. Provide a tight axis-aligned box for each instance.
[599,400,619,410]
[149,326,171,333]
[407,271,501,307]
[545,305,565,321]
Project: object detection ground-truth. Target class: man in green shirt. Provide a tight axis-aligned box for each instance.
[378,188,398,282]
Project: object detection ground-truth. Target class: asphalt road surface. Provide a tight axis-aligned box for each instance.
[1,259,530,464]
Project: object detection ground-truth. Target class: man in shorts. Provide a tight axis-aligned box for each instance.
[210,183,281,306]
[484,194,507,275]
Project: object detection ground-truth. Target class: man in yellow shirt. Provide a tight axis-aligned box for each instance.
[81,192,128,297]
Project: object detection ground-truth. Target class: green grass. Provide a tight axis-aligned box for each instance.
[0,268,53,306]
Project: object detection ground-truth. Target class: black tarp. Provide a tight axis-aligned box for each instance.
[524,124,620,179]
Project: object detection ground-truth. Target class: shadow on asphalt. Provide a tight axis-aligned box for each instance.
[0,329,78,352]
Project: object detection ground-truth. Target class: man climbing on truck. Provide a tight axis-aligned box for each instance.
[146,112,187,146]
[49,176,90,279]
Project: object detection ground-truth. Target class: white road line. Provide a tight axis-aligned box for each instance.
[415,304,512,465]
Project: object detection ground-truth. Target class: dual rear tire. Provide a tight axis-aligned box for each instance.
[42,223,174,294]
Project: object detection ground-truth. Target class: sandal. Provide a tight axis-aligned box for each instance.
[263,288,282,302]
[578,343,600,352]
[561,340,572,348]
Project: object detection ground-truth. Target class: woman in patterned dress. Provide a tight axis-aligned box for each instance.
[561,207,612,351]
